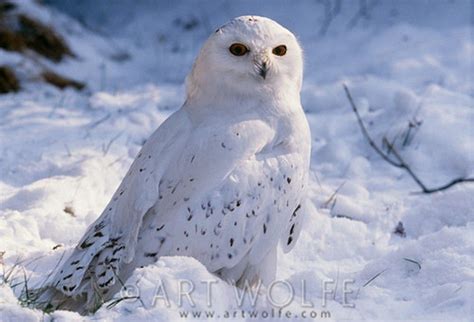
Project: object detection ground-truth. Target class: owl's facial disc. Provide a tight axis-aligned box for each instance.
[229,43,272,80]
[187,16,303,98]
[248,45,288,80]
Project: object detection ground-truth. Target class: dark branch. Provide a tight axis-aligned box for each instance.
[417,177,474,194]
[343,84,474,194]
[382,137,428,191]
[343,84,402,168]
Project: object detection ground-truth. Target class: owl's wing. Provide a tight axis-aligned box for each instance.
[279,197,307,253]
[50,109,192,296]
[133,117,305,283]
[50,111,296,300]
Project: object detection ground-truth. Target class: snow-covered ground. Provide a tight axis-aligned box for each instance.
[1,0,473,321]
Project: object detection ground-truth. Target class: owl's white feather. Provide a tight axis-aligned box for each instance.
[37,15,311,313]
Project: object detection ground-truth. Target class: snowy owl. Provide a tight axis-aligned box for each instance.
[37,15,311,312]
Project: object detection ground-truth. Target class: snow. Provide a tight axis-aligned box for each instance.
[1,0,473,321]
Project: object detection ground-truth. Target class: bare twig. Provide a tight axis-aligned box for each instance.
[105,296,140,309]
[343,85,402,168]
[383,137,474,193]
[102,132,123,156]
[343,84,474,194]
[106,268,145,310]
[363,268,388,287]
[107,155,127,167]
[323,181,346,208]
[414,177,474,193]
[88,113,111,130]
[318,0,342,36]
[382,137,428,191]
[84,112,112,139]
[403,258,421,270]
[64,143,72,157]
[401,118,422,147]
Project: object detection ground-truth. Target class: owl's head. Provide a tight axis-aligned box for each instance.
[186,16,303,103]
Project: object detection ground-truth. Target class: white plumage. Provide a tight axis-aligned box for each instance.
[38,15,311,313]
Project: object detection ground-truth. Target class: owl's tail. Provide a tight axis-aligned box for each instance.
[31,257,136,315]
[32,286,91,314]
[29,216,137,314]
[30,208,162,314]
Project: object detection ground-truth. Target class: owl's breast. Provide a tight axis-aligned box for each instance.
[134,113,310,273]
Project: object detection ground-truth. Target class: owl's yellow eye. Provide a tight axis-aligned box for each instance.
[229,43,249,56]
[272,45,287,56]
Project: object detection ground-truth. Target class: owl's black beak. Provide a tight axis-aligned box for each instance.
[258,62,268,79]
